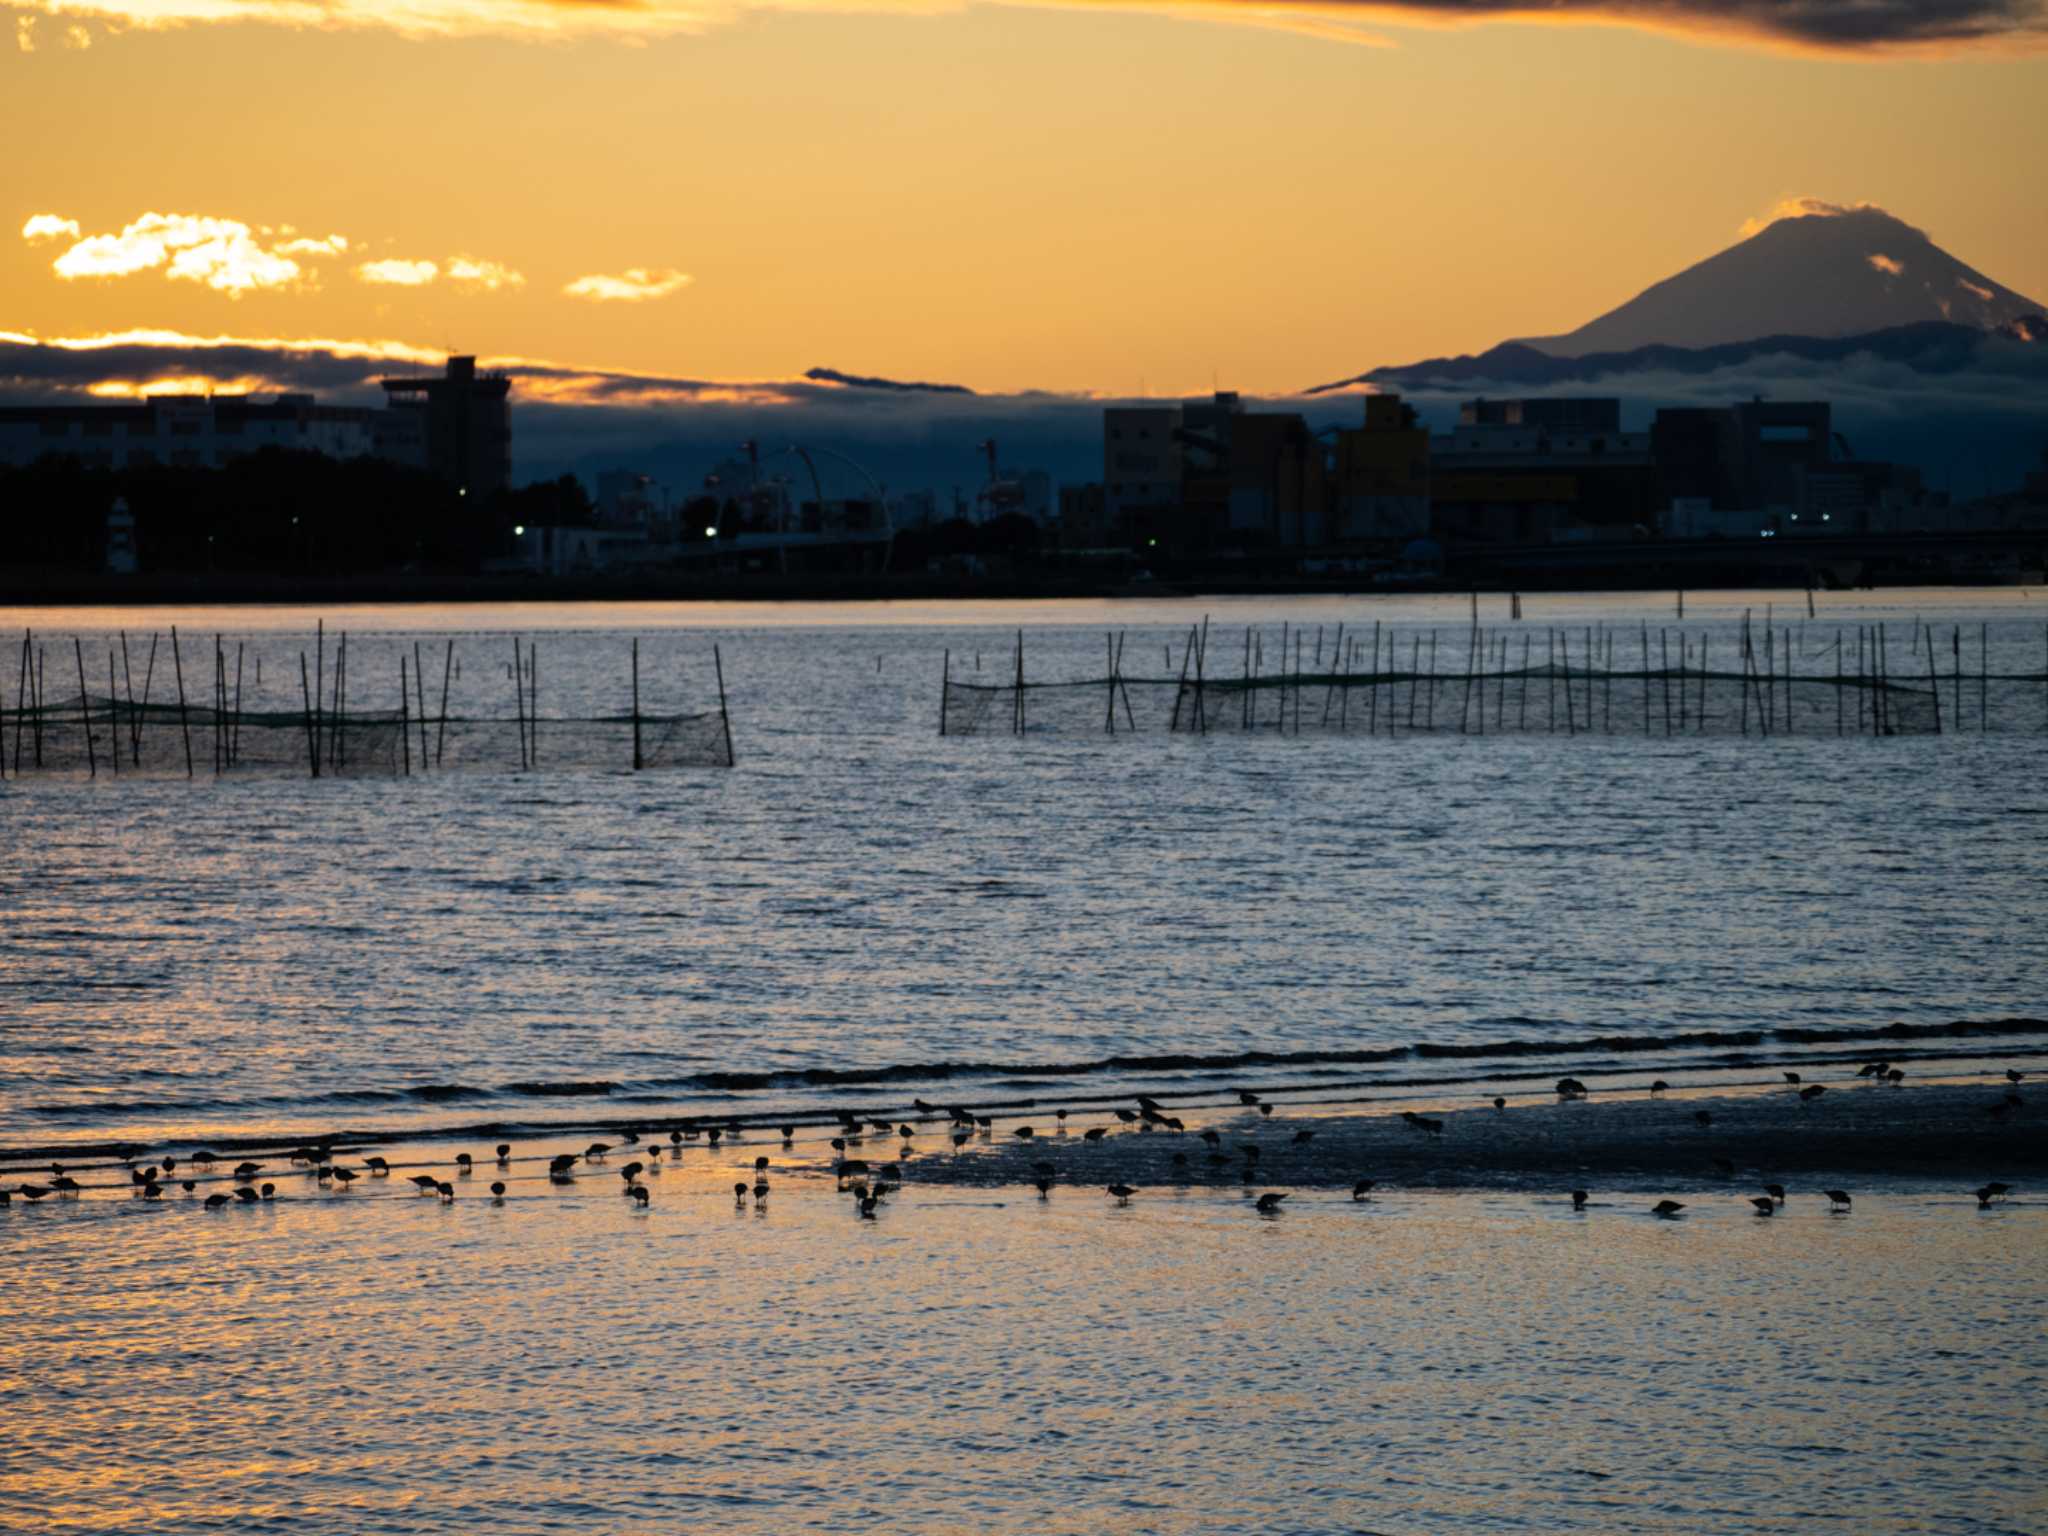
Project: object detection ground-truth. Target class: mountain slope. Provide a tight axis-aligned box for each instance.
[1514,207,2044,357]
[1307,318,2042,395]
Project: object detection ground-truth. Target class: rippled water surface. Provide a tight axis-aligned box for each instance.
[3,1170,2043,1536]
[3,591,2046,1533]
[3,591,2045,1147]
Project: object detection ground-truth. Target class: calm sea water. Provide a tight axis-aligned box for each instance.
[4,591,2045,1534]
[2,590,2045,1149]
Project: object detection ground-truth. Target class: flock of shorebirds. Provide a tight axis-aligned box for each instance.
[0,1066,2030,1221]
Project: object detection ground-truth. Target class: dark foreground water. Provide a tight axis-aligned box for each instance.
[3,591,2045,1533]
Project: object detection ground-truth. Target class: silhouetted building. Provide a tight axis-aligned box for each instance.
[1104,406,1184,530]
[0,394,376,471]
[1433,397,1653,542]
[1329,394,1429,541]
[1460,397,1621,433]
[378,355,511,499]
[1651,400,1830,514]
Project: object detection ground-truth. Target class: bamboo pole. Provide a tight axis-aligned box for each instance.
[16,632,30,773]
[529,642,538,766]
[105,648,119,776]
[437,639,453,767]
[170,626,193,777]
[1518,632,1530,731]
[1927,623,1943,734]
[511,635,526,768]
[1168,625,1194,732]
[1116,631,1137,732]
[137,633,156,769]
[400,653,412,776]
[937,645,948,740]
[1981,622,1989,733]
[74,637,96,778]
[1368,620,1381,736]
[413,641,429,768]
[233,642,244,768]
[715,643,734,766]
[314,618,324,777]
[300,653,319,777]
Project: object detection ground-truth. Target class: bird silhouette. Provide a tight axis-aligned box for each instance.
[1764,1183,1786,1204]
[1650,1080,1669,1095]
[1353,1179,1375,1201]
[1492,1097,1506,1112]
[1238,1091,1260,1106]
[455,1153,473,1171]
[204,1193,231,1209]
[1652,1199,1686,1218]
[1783,1071,1801,1085]
[1083,1127,1107,1143]
[780,1125,796,1142]
[585,1143,610,1160]
[1115,1110,1138,1125]
[1106,1184,1137,1203]
[1799,1085,1827,1102]
[1034,1177,1052,1198]
[410,1175,439,1193]
[490,1181,506,1199]
[1750,1197,1775,1216]
[1013,1127,1034,1140]
[1254,1192,1287,1213]
[1825,1189,1852,1212]
[1570,1190,1588,1211]
[496,1144,511,1162]
[2008,1070,2026,1085]
[437,1182,455,1201]
[234,1188,258,1204]
[365,1157,390,1174]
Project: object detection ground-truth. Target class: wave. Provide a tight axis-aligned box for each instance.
[14,1017,2041,1131]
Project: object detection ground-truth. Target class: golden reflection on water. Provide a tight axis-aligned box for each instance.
[2,1160,2043,1534]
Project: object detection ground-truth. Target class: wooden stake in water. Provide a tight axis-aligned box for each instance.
[937,646,948,740]
[400,653,412,776]
[299,652,319,777]
[170,625,193,777]
[437,640,453,767]
[74,636,96,778]
[511,635,526,768]
[714,643,735,767]
[632,639,646,765]
[413,641,429,769]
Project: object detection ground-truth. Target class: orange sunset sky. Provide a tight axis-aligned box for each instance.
[3,0,2046,397]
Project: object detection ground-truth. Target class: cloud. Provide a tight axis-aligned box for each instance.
[8,0,2047,54]
[356,257,440,286]
[1867,253,1906,276]
[33,211,334,294]
[276,233,350,256]
[445,256,525,291]
[5,324,2045,496]
[22,214,81,242]
[1738,197,1899,237]
[15,13,34,48]
[563,267,692,303]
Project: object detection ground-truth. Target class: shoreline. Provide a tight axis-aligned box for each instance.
[8,1078,2040,1193]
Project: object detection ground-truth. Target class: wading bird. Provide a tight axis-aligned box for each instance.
[1254,1192,1287,1213]
[1764,1183,1785,1204]
[490,1181,506,1198]
[1652,1200,1686,1218]
[1106,1184,1137,1203]
[1800,1085,1827,1103]
[1750,1197,1775,1216]
[1354,1180,1376,1201]
[1825,1189,1853,1212]
[1571,1190,1588,1211]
